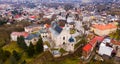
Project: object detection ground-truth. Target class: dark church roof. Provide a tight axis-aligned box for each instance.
[69,36,75,43]
[54,25,63,33]
[52,21,63,34]
[25,33,39,40]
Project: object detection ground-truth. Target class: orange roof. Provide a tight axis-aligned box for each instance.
[83,44,92,53]
[45,24,51,28]
[30,16,36,19]
[93,23,117,30]
[89,36,104,46]
[83,36,104,52]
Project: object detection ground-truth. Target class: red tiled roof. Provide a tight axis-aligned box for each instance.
[95,36,104,42]
[89,37,97,46]
[89,36,104,46]
[30,16,36,19]
[83,44,92,52]
[93,23,117,30]
[15,15,20,18]
[83,36,104,52]
[11,32,29,38]
[60,26,64,28]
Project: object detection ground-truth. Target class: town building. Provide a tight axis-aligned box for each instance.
[25,33,39,46]
[49,21,76,52]
[11,32,29,41]
[82,36,104,60]
[24,25,43,33]
[91,22,117,36]
[98,38,113,56]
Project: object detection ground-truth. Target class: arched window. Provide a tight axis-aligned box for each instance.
[63,42,65,45]
[63,37,65,40]
[34,39,36,41]
[45,35,47,37]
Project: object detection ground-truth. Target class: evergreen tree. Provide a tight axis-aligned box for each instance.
[12,50,21,61]
[80,37,87,46]
[27,42,35,57]
[17,36,27,50]
[35,37,43,54]
[10,55,17,64]
[21,60,26,64]
[0,60,3,64]
[17,37,20,45]
[20,36,27,49]
[0,49,11,62]
[117,22,120,29]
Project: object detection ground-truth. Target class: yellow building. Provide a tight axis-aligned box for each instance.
[91,23,117,36]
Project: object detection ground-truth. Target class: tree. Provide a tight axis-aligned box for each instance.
[110,29,120,41]
[0,49,11,62]
[35,37,43,54]
[116,21,120,28]
[80,36,88,46]
[17,37,20,45]
[66,13,69,20]
[27,42,35,57]
[102,59,114,64]
[0,60,3,64]
[0,48,4,61]
[21,60,26,64]
[17,36,27,50]
[83,24,88,35]
[0,39,6,48]
[64,4,74,11]
[12,50,21,61]
[9,55,17,64]
[11,10,19,15]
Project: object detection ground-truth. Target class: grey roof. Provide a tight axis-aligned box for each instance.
[25,33,39,40]
[39,28,48,33]
[26,24,44,28]
[49,28,59,37]
[52,21,63,34]
[54,25,63,33]
[52,50,60,55]
[26,25,39,28]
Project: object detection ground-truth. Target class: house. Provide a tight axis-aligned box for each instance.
[49,21,76,52]
[82,44,92,59]
[29,15,36,20]
[43,14,52,19]
[39,28,50,41]
[69,22,75,28]
[44,45,49,51]
[25,33,39,46]
[11,32,40,46]
[67,17,74,23]
[82,36,104,60]
[116,48,120,58]
[91,23,117,36]
[98,38,113,56]
[57,16,66,20]
[11,32,29,41]
[44,24,51,28]
[14,15,24,21]
[111,40,120,58]
[83,16,91,21]
[111,40,120,48]
[24,25,43,33]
